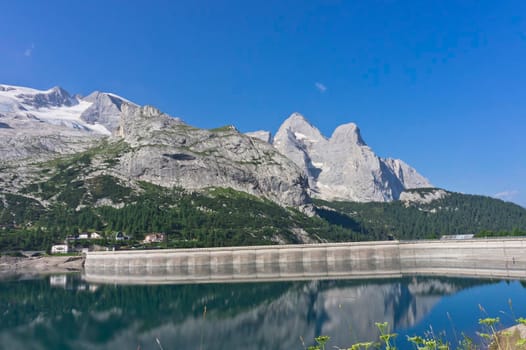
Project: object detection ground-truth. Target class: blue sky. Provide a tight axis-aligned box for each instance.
[1,1,525,207]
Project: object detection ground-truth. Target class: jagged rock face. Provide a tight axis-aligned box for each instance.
[245,130,272,143]
[272,113,326,189]
[0,114,103,162]
[14,86,78,108]
[0,84,133,161]
[0,129,102,162]
[80,91,134,133]
[0,84,310,207]
[0,83,430,207]
[399,189,448,205]
[382,158,432,190]
[113,105,310,207]
[273,113,432,202]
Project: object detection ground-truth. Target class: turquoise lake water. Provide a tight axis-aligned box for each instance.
[0,275,525,349]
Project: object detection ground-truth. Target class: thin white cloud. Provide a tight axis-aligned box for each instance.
[24,43,35,57]
[494,190,519,201]
[315,82,327,93]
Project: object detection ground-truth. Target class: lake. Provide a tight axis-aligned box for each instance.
[1,274,525,349]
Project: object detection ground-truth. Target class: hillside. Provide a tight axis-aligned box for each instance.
[1,84,525,251]
[316,188,526,240]
[0,143,363,251]
[2,155,525,251]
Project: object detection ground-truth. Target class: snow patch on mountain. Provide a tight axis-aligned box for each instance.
[0,84,135,136]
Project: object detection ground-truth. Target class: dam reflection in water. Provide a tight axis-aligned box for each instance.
[1,275,525,350]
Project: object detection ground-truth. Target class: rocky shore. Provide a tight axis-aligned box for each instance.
[0,255,85,276]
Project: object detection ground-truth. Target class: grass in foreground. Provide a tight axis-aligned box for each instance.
[305,318,526,350]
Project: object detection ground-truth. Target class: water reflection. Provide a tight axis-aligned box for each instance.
[0,275,525,350]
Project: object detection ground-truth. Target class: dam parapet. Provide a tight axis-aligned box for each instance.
[84,239,526,284]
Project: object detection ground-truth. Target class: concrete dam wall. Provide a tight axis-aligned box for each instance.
[84,238,526,284]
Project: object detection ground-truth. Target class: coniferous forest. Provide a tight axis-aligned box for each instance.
[1,146,525,251]
[1,172,526,252]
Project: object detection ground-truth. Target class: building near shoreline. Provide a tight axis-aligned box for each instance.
[51,244,69,254]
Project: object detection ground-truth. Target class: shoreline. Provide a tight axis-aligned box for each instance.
[0,255,85,277]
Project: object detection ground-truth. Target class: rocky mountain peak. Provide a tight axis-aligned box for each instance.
[139,105,164,118]
[83,91,110,103]
[245,130,272,143]
[49,86,69,96]
[287,112,309,123]
[117,104,184,141]
[382,158,432,189]
[110,104,311,207]
[0,82,432,207]
[16,85,78,108]
[330,122,365,146]
[274,113,326,147]
[272,113,432,202]
[79,91,135,134]
[281,112,320,131]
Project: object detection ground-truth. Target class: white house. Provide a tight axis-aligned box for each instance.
[76,232,103,240]
[143,233,165,244]
[51,244,69,254]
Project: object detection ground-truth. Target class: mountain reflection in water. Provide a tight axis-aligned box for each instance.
[0,275,525,350]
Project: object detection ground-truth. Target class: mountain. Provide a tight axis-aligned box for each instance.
[269,113,432,202]
[0,84,130,136]
[80,90,136,133]
[1,83,525,250]
[113,104,309,207]
[245,130,272,143]
[0,84,309,207]
[0,84,130,161]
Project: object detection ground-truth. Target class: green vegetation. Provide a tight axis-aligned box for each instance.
[307,318,526,350]
[316,190,526,240]
[2,140,526,252]
[475,229,526,238]
[3,178,526,251]
[208,125,237,133]
[1,180,367,251]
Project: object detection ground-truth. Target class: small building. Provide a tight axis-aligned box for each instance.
[440,234,475,240]
[74,232,103,240]
[143,233,165,244]
[51,244,69,254]
[115,232,129,241]
[78,232,89,240]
